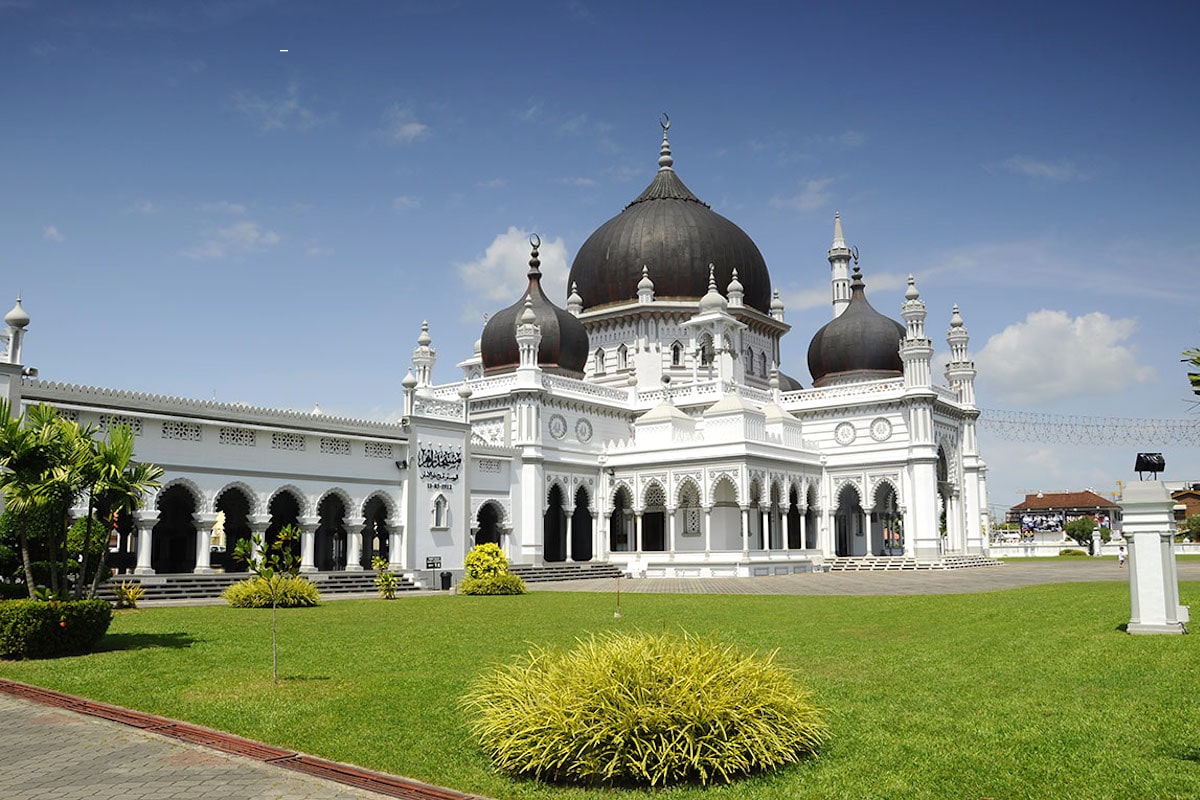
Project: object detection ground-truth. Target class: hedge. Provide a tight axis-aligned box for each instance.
[0,599,113,659]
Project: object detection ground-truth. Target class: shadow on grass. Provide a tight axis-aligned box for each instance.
[99,632,197,652]
[279,674,332,683]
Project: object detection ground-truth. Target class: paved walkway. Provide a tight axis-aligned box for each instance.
[3,560,1195,799]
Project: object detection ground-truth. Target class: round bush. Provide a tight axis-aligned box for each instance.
[461,630,828,786]
[221,576,321,608]
[0,599,113,659]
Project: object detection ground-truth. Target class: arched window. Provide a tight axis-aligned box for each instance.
[432,494,449,529]
[746,346,754,368]
[671,341,683,367]
[594,348,606,375]
[759,352,767,376]
[617,343,628,371]
[699,334,715,366]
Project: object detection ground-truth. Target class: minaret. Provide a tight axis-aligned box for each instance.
[828,212,852,318]
[567,282,583,316]
[899,275,933,391]
[944,305,976,407]
[412,320,436,391]
[4,296,30,366]
[770,290,785,322]
[515,296,541,369]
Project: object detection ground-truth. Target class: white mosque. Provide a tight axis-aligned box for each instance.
[0,123,990,587]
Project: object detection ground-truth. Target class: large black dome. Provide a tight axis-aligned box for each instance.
[807,267,905,386]
[481,242,589,377]
[567,127,772,313]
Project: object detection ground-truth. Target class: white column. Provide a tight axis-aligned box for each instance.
[133,511,156,575]
[667,508,677,558]
[389,528,404,572]
[784,509,792,549]
[248,517,269,562]
[193,512,215,574]
[799,510,808,549]
[345,518,365,571]
[703,507,712,555]
[634,512,643,552]
[565,510,574,562]
[740,507,750,554]
[299,517,319,573]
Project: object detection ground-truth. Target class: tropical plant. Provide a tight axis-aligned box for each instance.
[1063,517,1098,552]
[461,630,829,787]
[372,556,399,599]
[232,524,307,682]
[1182,514,1200,543]
[1184,347,1200,399]
[112,580,145,609]
[222,575,320,608]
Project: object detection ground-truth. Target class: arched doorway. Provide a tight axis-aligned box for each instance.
[872,482,902,556]
[768,482,783,549]
[805,484,819,549]
[214,487,253,572]
[835,483,864,557]
[476,502,502,546]
[316,494,347,570]
[544,484,567,563]
[610,486,632,552]
[152,485,197,574]
[572,487,592,561]
[787,485,802,549]
[266,490,302,561]
[748,480,764,550]
[711,477,740,550]
[641,483,666,551]
[362,495,390,568]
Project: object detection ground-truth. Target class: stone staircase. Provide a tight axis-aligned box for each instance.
[824,554,1003,572]
[99,570,417,604]
[508,562,625,583]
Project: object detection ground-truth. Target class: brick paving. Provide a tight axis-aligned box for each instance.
[2,559,1195,799]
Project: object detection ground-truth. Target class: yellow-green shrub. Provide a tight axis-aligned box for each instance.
[460,543,525,595]
[459,573,526,595]
[461,630,828,786]
[221,576,321,608]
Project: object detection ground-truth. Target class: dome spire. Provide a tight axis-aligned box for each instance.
[527,233,542,279]
[658,113,673,171]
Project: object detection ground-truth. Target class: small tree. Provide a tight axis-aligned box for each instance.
[1064,517,1098,552]
[232,525,302,683]
[1182,514,1200,543]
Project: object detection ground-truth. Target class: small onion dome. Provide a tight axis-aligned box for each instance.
[401,370,418,390]
[568,121,772,313]
[905,274,920,301]
[807,266,905,386]
[637,266,655,293]
[480,236,588,377]
[417,321,432,347]
[697,265,727,314]
[5,296,29,328]
[770,290,785,314]
[950,304,964,328]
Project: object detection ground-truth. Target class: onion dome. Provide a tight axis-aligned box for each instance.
[697,264,727,314]
[807,265,905,386]
[5,296,29,328]
[401,370,418,390]
[567,117,772,313]
[480,235,589,377]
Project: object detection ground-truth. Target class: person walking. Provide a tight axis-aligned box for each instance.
[1118,545,1127,568]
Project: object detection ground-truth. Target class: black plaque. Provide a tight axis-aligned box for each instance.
[425,556,442,570]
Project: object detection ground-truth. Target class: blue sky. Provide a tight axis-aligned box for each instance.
[3,0,1198,514]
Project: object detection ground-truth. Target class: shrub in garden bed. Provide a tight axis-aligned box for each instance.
[0,599,113,659]
[461,630,828,787]
[221,576,321,608]
[459,543,525,596]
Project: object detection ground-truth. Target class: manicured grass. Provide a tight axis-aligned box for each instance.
[2,583,1198,799]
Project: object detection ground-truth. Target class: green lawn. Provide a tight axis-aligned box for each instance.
[2,584,1198,800]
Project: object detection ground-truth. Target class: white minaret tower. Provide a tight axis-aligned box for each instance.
[566,282,583,316]
[4,296,30,366]
[828,212,852,318]
[515,296,541,370]
[770,290,785,322]
[899,275,934,391]
[726,268,744,310]
[636,266,655,304]
[944,305,976,407]
[412,320,436,392]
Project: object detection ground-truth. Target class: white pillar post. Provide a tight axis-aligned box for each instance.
[667,507,677,558]
[565,510,574,562]
[634,512,643,552]
[133,511,156,575]
[703,507,712,555]
[299,516,319,573]
[193,512,215,574]
[1121,482,1190,634]
[345,517,365,571]
[740,507,750,555]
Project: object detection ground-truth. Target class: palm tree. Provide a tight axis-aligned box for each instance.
[86,425,163,599]
[0,400,61,597]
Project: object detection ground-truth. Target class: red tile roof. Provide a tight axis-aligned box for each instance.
[1010,490,1119,512]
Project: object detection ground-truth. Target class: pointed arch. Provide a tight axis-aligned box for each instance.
[610,483,633,552]
[268,484,310,519]
[475,500,504,547]
[709,473,739,507]
[214,480,260,516]
[545,479,571,509]
[155,478,204,513]
[674,475,703,509]
[572,485,593,561]
[670,340,683,367]
[594,347,606,375]
[617,343,629,371]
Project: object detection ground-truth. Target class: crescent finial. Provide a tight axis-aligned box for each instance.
[660,112,670,132]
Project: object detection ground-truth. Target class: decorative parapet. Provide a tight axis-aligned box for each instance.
[541,374,630,402]
[781,378,904,405]
[411,396,465,420]
[21,379,404,436]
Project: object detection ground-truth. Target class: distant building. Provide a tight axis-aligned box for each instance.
[1171,483,1200,521]
[1008,490,1121,535]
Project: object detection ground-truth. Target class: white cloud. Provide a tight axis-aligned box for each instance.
[976,309,1155,405]
[558,176,596,187]
[132,200,157,214]
[455,227,570,319]
[392,195,421,211]
[199,200,246,214]
[306,245,334,258]
[381,104,428,144]
[183,221,280,260]
[999,155,1091,182]
[771,178,833,212]
[837,130,866,148]
[232,84,333,131]
[42,225,63,241]
[781,270,908,312]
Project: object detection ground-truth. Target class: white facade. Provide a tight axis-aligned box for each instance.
[1,147,989,585]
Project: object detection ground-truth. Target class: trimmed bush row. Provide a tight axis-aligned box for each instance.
[221,576,321,608]
[0,599,113,659]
